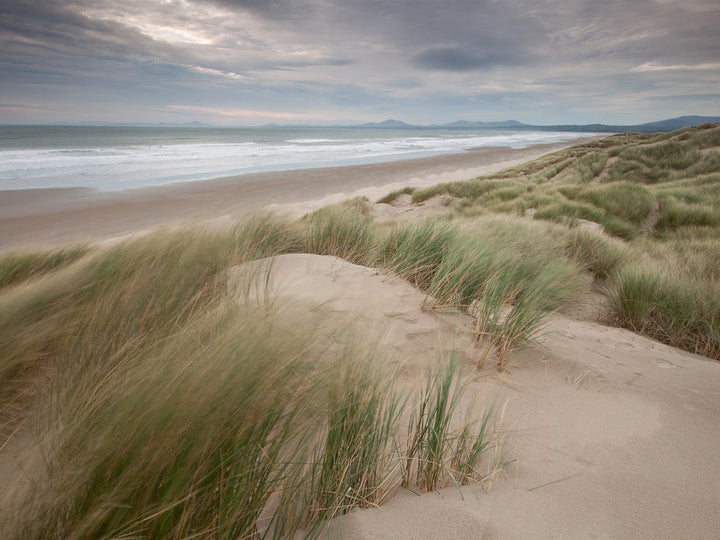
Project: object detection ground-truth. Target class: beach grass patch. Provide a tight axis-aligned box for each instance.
[0,245,89,289]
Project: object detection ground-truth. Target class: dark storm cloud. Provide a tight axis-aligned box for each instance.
[0,0,718,124]
[414,47,525,72]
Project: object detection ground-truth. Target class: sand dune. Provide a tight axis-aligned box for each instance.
[4,136,719,538]
[230,254,720,539]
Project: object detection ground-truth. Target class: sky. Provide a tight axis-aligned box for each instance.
[1,0,719,126]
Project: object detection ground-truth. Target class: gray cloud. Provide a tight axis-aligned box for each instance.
[0,0,718,124]
[414,47,523,72]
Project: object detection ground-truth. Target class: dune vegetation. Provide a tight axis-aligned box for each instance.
[1,123,719,537]
[384,122,720,360]
[0,216,518,539]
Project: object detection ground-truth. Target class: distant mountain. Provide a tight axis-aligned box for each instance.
[357,119,417,128]
[633,116,720,132]
[354,119,528,129]
[34,115,720,132]
[350,116,719,133]
[528,117,720,133]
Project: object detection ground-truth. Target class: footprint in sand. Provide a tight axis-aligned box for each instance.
[655,358,678,369]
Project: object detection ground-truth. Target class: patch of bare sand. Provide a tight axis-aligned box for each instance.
[371,194,460,223]
[229,254,720,539]
[228,254,474,377]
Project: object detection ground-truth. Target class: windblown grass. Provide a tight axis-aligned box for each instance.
[303,198,376,265]
[605,264,720,359]
[0,244,89,289]
[22,306,312,539]
[404,358,508,491]
[1,220,508,539]
[475,258,581,371]
[378,219,457,289]
[376,123,720,361]
[376,186,416,204]
[563,228,630,281]
[378,215,583,370]
[285,348,405,535]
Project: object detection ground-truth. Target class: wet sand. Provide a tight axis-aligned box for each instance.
[0,139,598,251]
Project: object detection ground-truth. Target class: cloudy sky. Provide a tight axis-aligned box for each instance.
[1,0,719,125]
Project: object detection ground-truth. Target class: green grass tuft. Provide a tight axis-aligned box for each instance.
[376,186,416,204]
[0,245,89,289]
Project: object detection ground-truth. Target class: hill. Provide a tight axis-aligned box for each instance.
[351,115,720,132]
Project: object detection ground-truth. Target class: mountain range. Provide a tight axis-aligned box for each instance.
[355,115,720,133]
[25,115,720,133]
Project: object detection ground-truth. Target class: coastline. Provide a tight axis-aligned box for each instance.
[0,138,601,251]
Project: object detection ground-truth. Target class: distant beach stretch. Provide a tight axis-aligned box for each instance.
[0,132,599,251]
[0,125,599,191]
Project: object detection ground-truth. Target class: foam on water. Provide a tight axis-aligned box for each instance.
[0,127,598,191]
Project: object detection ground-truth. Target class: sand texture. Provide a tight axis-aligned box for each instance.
[229,254,720,539]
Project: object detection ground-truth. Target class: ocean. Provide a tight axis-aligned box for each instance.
[0,125,598,191]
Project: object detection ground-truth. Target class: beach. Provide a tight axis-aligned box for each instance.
[0,140,595,251]
[4,126,720,539]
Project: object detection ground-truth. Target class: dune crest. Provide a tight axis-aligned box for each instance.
[229,253,475,376]
[231,253,720,539]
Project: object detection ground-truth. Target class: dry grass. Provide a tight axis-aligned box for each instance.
[4,122,720,537]
[0,220,508,539]
[377,123,720,362]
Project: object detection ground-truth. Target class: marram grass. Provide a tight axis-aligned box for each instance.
[4,123,720,536]
[0,223,507,539]
[380,122,720,362]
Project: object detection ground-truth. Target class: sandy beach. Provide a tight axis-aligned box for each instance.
[0,140,594,252]
[3,128,720,538]
[238,253,720,539]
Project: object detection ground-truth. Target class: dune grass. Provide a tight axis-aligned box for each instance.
[1,218,513,539]
[563,228,630,281]
[404,358,507,492]
[605,262,720,359]
[373,214,584,369]
[296,348,405,528]
[303,197,376,265]
[376,186,416,204]
[0,244,89,289]
[379,122,720,362]
[3,122,720,537]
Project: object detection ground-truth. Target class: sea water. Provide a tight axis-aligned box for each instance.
[0,125,598,191]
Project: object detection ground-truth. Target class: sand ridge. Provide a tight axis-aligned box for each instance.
[229,253,720,539]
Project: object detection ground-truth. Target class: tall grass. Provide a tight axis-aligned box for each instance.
[563,228,629,281]
[20,306,313,539]
[1,221,510,539]
[288,348,405,535]
[404,359,507,491]
[0,244,89,289]
[0,221,296,443]
[377,216,584,370]
[378,219,457,288]
[605,265,720,359]
[475,258,581,371]
[303,198,376,265]
[376,186,416,204]
[370,123,720,361]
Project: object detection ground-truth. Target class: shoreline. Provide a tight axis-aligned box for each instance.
[0,138,602,251]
